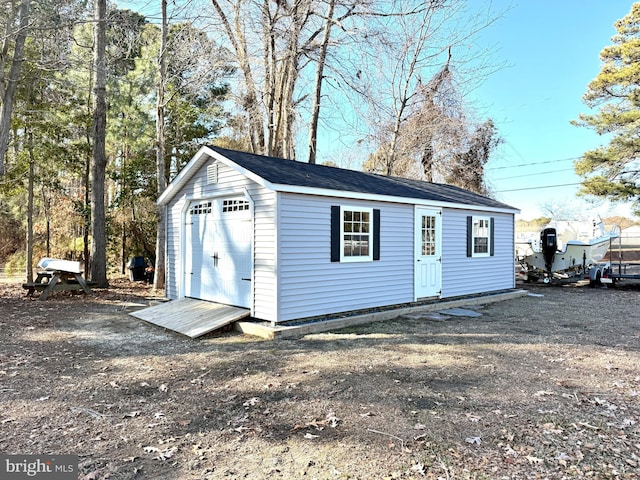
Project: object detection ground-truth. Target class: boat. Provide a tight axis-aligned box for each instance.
[37,257,83,274]
[516,218,620,283]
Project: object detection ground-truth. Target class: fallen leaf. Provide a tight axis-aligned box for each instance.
[155,447,177,461]
[542,422,563,434]
[326,413,339,428]
[466,413,482,422]
[534,390,555,397]
[573,422,599,431]
[621,418,636,428]
[243,397,260,407]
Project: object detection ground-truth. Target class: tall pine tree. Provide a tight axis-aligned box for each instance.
[573,3,640,213]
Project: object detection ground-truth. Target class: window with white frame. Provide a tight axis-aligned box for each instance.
[472,216,491,256]
[189,201,212,215]
[341,206,373,261]
[222,198,250,213]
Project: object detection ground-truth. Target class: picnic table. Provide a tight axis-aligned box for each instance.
[22,258,92,300]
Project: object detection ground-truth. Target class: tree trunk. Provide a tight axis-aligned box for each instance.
[308,0,336,164]
[90,0,108,287]
[210,0,265,153]
[83,148,91,276]
[153,0,168,292]
[0,0,30,176]
[26,131,34,283]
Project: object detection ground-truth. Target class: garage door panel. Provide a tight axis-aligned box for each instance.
[185,198,252,308]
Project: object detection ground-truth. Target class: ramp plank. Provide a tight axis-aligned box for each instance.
[130,298,249,338]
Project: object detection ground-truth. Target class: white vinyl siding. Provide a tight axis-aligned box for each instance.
[251,188,277,321]
[276,193,414,322]
[164,152,516,324]
[164,160,277,318]
[441,209,515,298]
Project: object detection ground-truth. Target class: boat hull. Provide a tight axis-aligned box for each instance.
[522,237,613,274]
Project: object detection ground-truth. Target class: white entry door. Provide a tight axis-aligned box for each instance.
[414,207,442,299]
[185,197,252,307]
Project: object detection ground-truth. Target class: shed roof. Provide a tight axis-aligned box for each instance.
[158,145,519,213]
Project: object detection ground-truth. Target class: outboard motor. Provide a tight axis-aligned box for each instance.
[540,227,558,276]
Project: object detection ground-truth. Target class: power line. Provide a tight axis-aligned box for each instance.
[493,167,575,181]
[496,182,582,193]
[486,157,580,171]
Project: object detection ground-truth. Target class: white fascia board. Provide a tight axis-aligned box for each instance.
[157,146,277,206]
[158,146,212,205]
[270,184,520,215]
[202,146,276,189]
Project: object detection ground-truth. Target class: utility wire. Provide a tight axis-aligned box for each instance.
[486,157,580,171]
[493,167,575,181]
[496,182,582,193]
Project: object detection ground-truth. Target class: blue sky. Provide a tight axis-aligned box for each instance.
[115,0,636,220]
[470,1,635,219]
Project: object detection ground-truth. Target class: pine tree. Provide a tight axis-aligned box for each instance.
[573,3,640,213]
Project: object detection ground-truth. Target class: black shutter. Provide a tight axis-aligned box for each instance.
[490,217,495,256]
[373,209,380,260]
[331,206,340,262]
[466,216,473,257]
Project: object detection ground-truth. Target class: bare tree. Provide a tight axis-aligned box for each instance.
[356,1,505,181]
[308,0,360,164]
[90,0,108,287]
[207,0,364,160]
[446,118,501,194]
[209,0,266,154]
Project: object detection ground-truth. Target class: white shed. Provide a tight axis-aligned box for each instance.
[157,146,520,325]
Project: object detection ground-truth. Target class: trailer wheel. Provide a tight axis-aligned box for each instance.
[590,270,601,288]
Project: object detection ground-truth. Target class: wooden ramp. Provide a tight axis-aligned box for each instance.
[130,298,250,338]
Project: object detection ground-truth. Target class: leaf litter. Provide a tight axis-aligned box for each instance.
[1,279,639,478]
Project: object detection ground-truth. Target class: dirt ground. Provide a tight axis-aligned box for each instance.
[1,278,639,480]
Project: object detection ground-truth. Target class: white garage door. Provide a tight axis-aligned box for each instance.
[184,197,252,307]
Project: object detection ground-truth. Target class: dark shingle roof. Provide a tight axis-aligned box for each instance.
[209,146,517,211]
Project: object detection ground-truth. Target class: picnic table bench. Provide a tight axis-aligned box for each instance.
[22,258,92,301]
